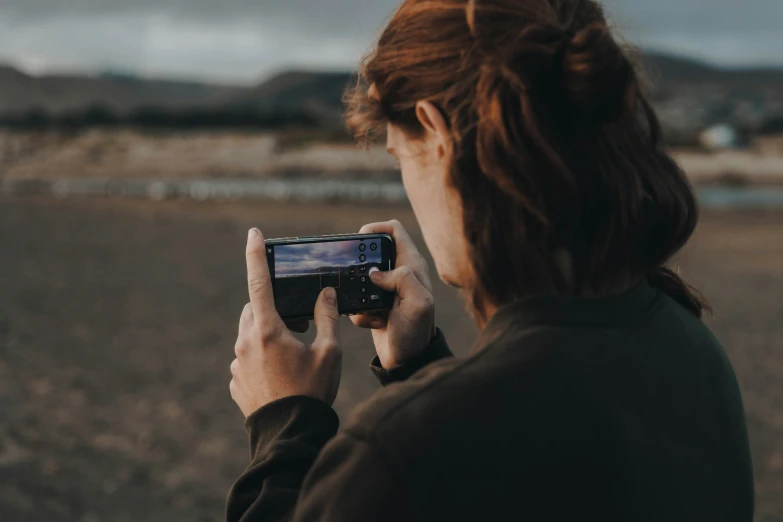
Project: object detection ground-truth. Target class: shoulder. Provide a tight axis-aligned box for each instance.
[336,325,600,492]
[343,324,574,443]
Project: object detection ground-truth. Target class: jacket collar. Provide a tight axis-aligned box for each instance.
[472,281,662,354]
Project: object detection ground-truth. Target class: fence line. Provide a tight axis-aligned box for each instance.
[2,177,783,208]
[0,177,409,205]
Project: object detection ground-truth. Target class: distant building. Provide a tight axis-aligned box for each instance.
[700,124,740,151]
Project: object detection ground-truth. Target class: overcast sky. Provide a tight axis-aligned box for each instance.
[1,0,781,84]
[275,240,381,277]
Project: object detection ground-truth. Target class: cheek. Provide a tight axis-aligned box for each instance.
[399,159,427,207]
[400,159,466,284]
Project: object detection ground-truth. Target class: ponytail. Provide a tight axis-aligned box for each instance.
[648,266,710,319]
[346,0,711,322]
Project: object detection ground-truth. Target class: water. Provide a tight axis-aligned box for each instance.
[696,187,783,209]
[2,177,783,209]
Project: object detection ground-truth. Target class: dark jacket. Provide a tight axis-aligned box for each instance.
[226,281,754,522]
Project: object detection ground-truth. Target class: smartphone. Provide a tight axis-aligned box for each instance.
[264,234,396,320]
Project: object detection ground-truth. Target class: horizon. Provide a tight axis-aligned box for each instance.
[1,0,782,85]
[3,48,783,88]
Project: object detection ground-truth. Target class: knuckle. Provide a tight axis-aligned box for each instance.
[258,326,280,346]
[229,379,237,397]
[324,338,341,352]
[317,339,341,355]
[230,359,240,376]
[413,292,435,314]
[398,265,414,278]
[248,276,270,296]
[240,304,254,327]
[234,339,248,357]
[399,265,417,284]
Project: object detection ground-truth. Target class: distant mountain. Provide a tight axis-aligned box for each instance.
[0,65,248,116]
[639,53,783,89]
[228,71,356,125]
[1,53,782,126]
[250,71,356,107]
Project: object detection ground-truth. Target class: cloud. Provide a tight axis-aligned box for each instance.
[1,0,395,34]
[604,0,783,66]
[0,0,781,83]
[274,240,382,277]
[0,5,377,83]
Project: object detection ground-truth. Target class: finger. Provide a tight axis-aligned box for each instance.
[358,220,419,257]
[359,220,431,291]
[239,302,253,332]
[245,228,280,329]
[285,320,310,334]
[370,265,430,302]
[350,311,388,330]
[312,288,341,353]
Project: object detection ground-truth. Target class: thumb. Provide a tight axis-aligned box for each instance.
[370,266,426,299]
[313,287,341,351]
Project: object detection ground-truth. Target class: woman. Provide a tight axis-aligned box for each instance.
[227,0,754,520]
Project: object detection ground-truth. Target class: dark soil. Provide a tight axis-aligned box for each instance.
[0,196,781,522]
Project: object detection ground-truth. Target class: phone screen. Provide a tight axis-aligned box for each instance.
[266,235,395,320]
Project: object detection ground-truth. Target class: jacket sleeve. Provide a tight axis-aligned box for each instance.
[291,429,412,521]
[226,396,339,522]
[226,397,412,522]
[369,327,453,386]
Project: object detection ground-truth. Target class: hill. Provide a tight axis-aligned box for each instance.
[640,53,783,90]
[228,70,356,126]
[0,53,782,128]
[0,66,248,116]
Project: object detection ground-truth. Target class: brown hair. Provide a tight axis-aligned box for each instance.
[346,0,709,322]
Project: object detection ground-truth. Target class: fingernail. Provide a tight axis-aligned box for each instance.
[324,287,337,306]
[370,270,384,281]
[248,228,259,240]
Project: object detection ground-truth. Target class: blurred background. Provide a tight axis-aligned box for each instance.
[0,1,781,521]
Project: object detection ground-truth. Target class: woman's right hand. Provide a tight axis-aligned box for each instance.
[351,220,436,369]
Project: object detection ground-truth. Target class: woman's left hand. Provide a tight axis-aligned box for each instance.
[230,228,343,418]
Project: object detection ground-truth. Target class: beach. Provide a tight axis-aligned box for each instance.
[0,196,781,521]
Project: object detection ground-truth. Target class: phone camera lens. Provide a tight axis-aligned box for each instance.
[359,243,366,252]
[359,254,367,262]
[370,243,378,251]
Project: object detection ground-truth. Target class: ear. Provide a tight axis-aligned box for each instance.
[415,101,451,160]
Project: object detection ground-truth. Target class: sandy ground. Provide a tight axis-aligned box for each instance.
[2,129,783,184]
[0,130,398,180]
[0,197,782,522]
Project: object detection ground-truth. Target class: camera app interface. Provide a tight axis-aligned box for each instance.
[269,239,388,318]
